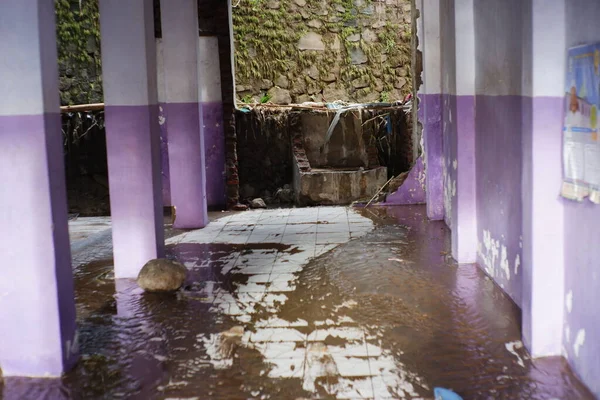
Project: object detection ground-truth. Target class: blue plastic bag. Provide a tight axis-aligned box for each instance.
[434,387,463,400]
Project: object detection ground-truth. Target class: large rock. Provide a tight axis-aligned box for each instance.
[137,259,187,292]
[267,87,292,104]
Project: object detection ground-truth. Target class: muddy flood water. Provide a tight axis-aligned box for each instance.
[1,206,594,399]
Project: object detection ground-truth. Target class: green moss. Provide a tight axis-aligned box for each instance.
[55,0,102,106]
[231,0,413,102]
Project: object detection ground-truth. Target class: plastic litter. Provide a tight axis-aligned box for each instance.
[434,387,463,400]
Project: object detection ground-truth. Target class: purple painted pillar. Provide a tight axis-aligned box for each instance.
[160,0,209,227]
[421,0,444,220]
[99,0,165,278]
[199,37,227,208]
[452,0,477,263]
[521,0,566,358]
[0,0,77,376]
[156,39,171,207]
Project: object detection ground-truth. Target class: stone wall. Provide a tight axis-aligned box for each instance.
[232,0,412,104]
[55,0,103,105]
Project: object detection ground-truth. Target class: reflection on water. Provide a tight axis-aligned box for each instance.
[0,206,594,399]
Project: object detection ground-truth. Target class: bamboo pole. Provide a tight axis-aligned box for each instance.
[60,103,105,113]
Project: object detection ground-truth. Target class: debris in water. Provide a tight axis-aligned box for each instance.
[434,387,463,400]
[505,341,525,368]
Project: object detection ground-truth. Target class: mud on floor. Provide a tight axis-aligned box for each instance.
[0,206,594,400]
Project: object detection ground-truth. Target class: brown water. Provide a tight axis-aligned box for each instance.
[0,206,594,399]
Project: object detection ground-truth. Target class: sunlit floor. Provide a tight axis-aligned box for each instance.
[1,206,594,399]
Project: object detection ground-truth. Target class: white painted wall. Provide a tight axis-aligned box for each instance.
[199,37,223,103]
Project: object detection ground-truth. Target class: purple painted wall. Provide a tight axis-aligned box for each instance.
[422,93,444,220]
[162,102,208,228]
[472,1,525,306]
[159,104,171,206]
[202,101,226,207]
[562,1,600,395]
[440,0,457,231]
[384,157,426,204]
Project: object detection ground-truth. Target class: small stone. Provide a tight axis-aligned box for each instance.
[266,0,280,8]
[394,77,407,89]
[331,36,342,51]
[305,64,320,80]
[276,188,294,203]
[397,67,408,77]
[352,76,370,89]
[232,203,249,211]
[322,73,337,83]
[312,6,328,16]
[362,28,377,43]
[293,0,306,6]
[250,198,267,209]
[275,74,289,89]
[259,79,273,90]
[346,33,360,42]
[307,19,323,29]
[137,259,187,293]
[295,94,311,103]
[298,32,325,51]
[236,85,248,93]
[356,90,380,103]
[267,87,292,104]
[307,84,321,95]
[322,85,349,101]
[372,20,386,29]
[350,48,368,65]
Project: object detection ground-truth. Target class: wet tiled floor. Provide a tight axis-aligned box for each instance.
[1,206,594,399]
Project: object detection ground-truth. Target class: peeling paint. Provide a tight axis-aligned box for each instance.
[500,245,510,281]
[443,160,456,226]
[505,341,525,368]
[514,254,520,275]
[566,290,573,314]
[452,159,457,170]
[574,329,586,358]
[565,325,570,343]
[479,229,500,277]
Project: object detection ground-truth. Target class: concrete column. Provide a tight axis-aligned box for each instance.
[0,0,77,376]
[452,0,477,263]
[99,0,165,278]
[160,0,209,227]
[421,0,444,220]
[521,0,566,357]
[200,36,227,208]
[157,39,171,207]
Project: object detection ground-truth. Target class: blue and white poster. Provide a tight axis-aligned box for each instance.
[562,43,600,204]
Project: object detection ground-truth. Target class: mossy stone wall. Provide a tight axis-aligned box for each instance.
[232,0,412,104]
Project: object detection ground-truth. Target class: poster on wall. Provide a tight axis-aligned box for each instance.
[561,43,600,204]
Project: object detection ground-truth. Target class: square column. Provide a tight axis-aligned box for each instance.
[0,0,77,376]
[421,0,444,220]
[199,36,227,208]
[521,0,566,358]
[99,0,165,278]
[452,0,477,263]
[160,0,209,227]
